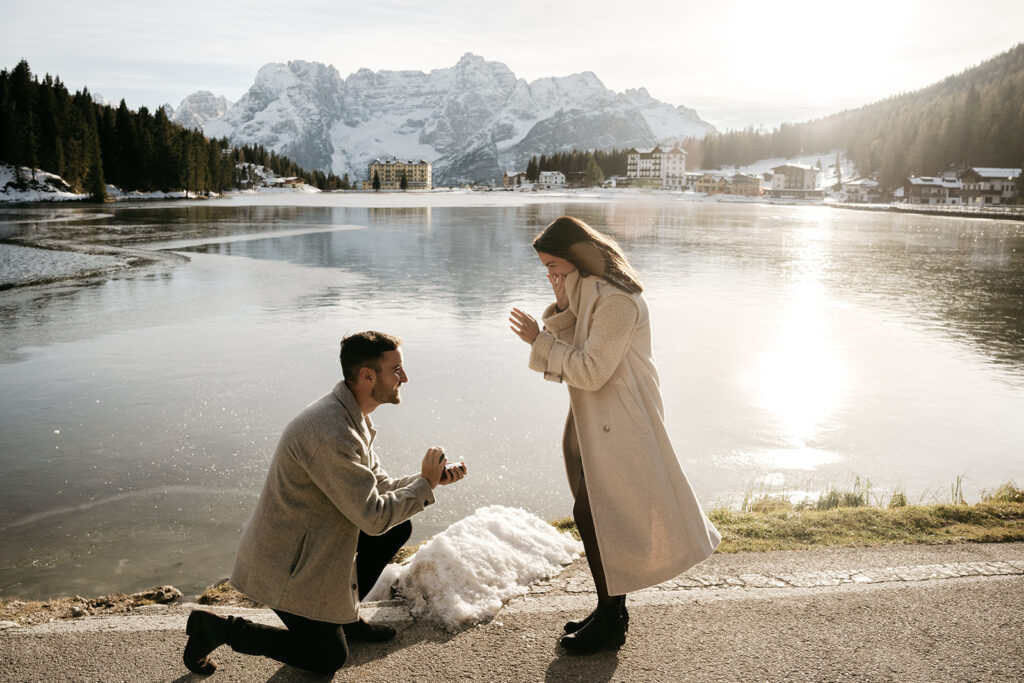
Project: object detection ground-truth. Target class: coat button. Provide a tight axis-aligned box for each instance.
[603,425,611,432]
[352,583,358,590]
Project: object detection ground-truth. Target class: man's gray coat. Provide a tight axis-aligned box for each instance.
[231,381,434,623]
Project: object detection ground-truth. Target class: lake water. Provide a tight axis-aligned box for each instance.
[2,193,1023,600]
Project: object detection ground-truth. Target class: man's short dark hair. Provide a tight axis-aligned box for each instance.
[340,331,402,382]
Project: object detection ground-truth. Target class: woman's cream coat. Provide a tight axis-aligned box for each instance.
[529,271,721,594]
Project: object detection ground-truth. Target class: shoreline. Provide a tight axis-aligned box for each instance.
[3,495,1021,626]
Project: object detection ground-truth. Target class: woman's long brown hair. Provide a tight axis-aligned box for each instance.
[532,216,643,293]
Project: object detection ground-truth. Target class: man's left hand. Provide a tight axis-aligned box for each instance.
[439,462,468,485]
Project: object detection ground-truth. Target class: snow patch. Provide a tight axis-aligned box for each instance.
[366,505,582,630]
[0,163,86,203]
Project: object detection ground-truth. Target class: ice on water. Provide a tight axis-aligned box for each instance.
[365,505,582,630]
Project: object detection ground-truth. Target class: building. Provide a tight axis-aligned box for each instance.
[365,158,432,190]
[766,164,822,199]
[840,177,882,203]
[684,173,703,191]
[694,173,729,194]
[537,171,566,189]
[959,167,1021,206]
[902,175,961,205]
[729,173,761,196]
[626,146,687,189]
[503,171,529,189]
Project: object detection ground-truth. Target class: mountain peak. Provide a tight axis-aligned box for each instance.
[185,54,715,184]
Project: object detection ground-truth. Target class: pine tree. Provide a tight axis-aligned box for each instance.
[372,170,381,191]
[400,171,408,190]
[584,155,604,186]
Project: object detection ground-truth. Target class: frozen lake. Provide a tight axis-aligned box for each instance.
[2,192,1023,599]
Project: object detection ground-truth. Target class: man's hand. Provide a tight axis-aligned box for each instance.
[421,446,447,490]
[438,462,467,485]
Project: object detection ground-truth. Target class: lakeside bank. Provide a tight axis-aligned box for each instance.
[3,487,1022,628]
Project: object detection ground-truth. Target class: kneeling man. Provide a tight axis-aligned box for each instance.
[183,331,466,675]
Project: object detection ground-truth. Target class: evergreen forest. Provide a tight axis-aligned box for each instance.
[0,60,346,199]
[688,43,1024,188]
[524,148,629,185]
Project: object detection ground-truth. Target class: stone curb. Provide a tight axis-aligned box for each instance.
[528,560,1024,595]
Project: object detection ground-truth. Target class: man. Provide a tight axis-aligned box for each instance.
[182,331,467,675]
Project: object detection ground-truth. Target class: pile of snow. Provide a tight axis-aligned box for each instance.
[0,163,85,202]
[366,505,582,630]
[105,185,189,200]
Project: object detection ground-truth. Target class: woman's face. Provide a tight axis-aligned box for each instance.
[536,251,577,277]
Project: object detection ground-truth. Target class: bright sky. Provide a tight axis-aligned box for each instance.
[2,0,1021,131]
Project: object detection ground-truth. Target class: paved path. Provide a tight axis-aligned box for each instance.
[3,542,1022,682]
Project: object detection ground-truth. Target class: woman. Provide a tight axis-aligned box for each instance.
[509,216,721,653]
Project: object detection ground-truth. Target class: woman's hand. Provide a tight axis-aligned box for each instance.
[547,272,569,312]
[509,308,540,344]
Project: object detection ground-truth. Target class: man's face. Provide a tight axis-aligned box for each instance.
[370,348,408,405]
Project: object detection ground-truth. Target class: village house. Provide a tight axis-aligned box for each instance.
[694,173,729,194]
[537,170,566,189]
[840,177,883,203]
[766,163,822,199]
[625,146,687,189]
[729,173,761,196]
[268,177,304,189]
[902,175,961,205]
[959,167,1021,206]
[364,158,432,190]
[502,171,529,189]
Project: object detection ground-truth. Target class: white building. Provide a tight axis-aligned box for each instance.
[959,167,1021,206]
[902,176,961,205]
[626,146,687,189]
[766,163,822,198]
[537,171,566,189]
[840,177,882,203]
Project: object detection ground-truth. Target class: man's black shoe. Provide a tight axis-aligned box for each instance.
[342,618,397,642]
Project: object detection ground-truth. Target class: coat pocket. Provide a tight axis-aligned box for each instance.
[288,532,310,579]
[613,377,651,435]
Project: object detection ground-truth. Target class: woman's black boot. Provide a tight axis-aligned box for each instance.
[559,596,628,653]
[564,606,597,634]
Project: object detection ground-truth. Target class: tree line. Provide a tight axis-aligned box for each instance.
[524,148,629,186]
[687,42,1024,189]
[0,60,346,199]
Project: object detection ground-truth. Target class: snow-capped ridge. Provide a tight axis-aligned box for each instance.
[186,55,717,185]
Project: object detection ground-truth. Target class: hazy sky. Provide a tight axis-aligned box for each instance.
[2,0,1021,131]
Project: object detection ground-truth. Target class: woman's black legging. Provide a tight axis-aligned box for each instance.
[573,476,618,606]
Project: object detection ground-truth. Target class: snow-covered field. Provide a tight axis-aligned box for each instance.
[365,506,582,630]
[695,149,859,186]
[0,243,126,288]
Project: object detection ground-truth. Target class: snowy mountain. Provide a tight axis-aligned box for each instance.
[171,91,233,131]
[179,54,717,185]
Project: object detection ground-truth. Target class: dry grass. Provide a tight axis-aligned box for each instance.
[0,586,182,627]
[555,481,1024,554]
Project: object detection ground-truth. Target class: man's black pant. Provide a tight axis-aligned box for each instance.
[226,520,412,673]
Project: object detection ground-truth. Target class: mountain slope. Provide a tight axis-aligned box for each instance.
[174,53,716,185]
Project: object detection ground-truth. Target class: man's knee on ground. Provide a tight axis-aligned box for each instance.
[307,643,347,674]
